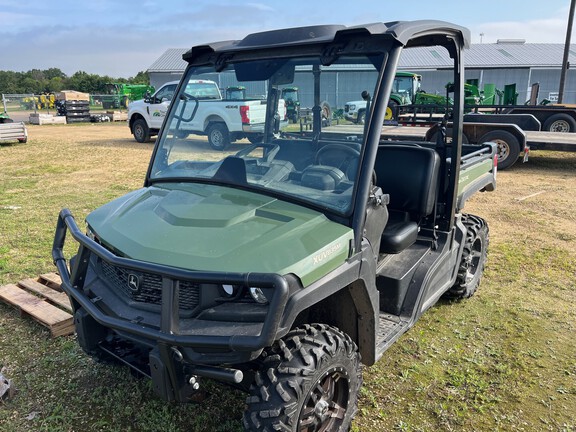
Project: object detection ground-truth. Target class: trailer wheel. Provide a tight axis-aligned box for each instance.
[207,123,230,150]
[478,130,520,170]
[243,324,361,432]
[132,119,151,143]
[543,113,576,133]
[445,214,489,299]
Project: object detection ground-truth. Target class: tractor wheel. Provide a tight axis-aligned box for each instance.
[207,123,230,150]
[321,101,332,127]
[445,214,489,299]
[543,113,576,133]
[243,324,361,432]
[132,119,151,143]
[478,130,520,170]
[385,100,398,120]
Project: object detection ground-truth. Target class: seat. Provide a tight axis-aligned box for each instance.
[376,145,440,254]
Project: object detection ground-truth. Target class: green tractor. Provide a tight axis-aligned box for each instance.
[102,83,155,109]
[386,71,450,119]
[0,112,13,124]
[225,86,246,100]
[281,87,300,123]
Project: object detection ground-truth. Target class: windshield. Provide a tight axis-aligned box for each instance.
[149,54,382,215]
[393,75,416,102]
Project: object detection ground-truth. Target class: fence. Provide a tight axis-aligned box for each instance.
[1,94,130,123]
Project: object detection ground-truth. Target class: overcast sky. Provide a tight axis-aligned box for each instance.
[0,0,574,78]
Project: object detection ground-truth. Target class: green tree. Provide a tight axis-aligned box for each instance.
[130,71,150,85]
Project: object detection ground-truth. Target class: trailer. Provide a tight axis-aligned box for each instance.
[467,104,576,133]
[0,121,27,144]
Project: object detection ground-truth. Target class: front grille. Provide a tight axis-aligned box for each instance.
[99,259,200,310]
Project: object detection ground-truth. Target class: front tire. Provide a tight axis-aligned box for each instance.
[445,214,489,299]
[132,118,150,143]
[385,100,398,120]
[207,123,230,150]
[243,324,361,432]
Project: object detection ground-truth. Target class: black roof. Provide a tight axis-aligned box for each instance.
[182,20,470,64]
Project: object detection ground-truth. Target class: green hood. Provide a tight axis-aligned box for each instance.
[86,183,353,287]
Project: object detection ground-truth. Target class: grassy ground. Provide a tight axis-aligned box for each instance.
[1,122,575,431]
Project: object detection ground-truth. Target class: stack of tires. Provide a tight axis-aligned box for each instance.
[56,100,90,123]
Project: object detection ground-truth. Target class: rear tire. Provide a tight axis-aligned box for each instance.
[243,324,361,432]
[132,118,150,143]
[478,130,520,170]
[445,214,489,299]
[207,123,230,150]
[543,113,576,133]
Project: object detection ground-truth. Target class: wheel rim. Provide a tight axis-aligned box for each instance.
[134,125,144,141]
[385,106,393,120]
[494,139,510,162]
[298,367,349,432]
[550,120,570,133]
[211,130,223,147]
[465,237,483,283]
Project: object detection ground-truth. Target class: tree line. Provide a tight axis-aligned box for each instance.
[0,68,150,95]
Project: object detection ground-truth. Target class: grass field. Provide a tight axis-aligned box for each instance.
[1,122,575,431]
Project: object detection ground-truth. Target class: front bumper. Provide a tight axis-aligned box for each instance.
[52,209,290,399]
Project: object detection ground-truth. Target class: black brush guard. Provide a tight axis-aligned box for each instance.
[52,208,290,401]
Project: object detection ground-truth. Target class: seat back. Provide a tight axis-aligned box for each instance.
[375,145,440,220]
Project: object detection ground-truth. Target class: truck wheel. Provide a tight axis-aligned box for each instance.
[445,214,489,299]
[478,130,520,170]
[357,110,365,125]
[243,324,361,432]
[543,113,576,133]
[207,123,230,150]
[133,119,151,143]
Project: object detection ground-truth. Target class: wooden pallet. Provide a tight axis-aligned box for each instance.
[0,273,74,337]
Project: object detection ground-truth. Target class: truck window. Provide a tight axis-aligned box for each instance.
[155,84,177,102]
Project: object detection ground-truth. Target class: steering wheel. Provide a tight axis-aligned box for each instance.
[315,144,361,179]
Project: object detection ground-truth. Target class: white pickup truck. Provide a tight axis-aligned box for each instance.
[128,79,286,150]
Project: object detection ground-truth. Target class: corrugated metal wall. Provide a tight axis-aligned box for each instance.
[151,68,576,107]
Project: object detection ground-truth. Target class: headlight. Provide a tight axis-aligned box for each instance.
[249,287,269,304]
[349,104,356,110]
[86,226,99,243]
[221,284,241,298]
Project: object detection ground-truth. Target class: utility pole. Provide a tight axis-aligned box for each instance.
[559,0,576,104]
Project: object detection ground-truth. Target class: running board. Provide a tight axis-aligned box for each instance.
[375,312,409,360]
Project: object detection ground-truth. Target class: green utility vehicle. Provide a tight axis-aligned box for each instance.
[54,20,497,431]
[101,83,155,109]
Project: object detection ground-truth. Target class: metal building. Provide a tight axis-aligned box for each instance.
[147,41,576,106]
